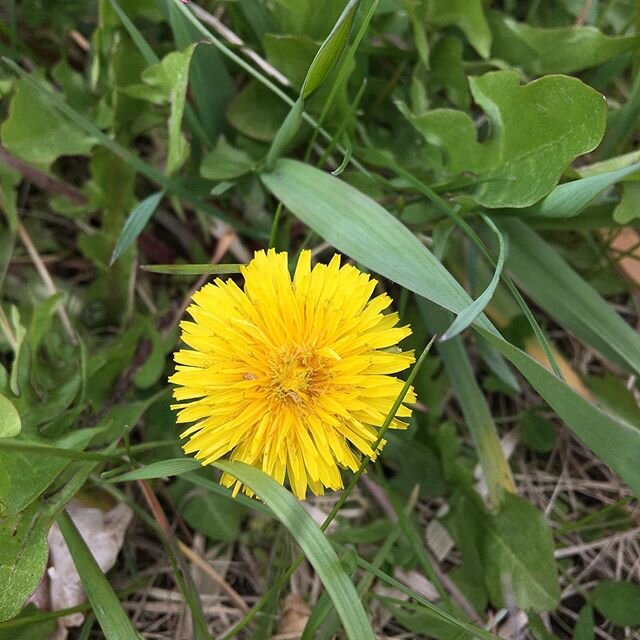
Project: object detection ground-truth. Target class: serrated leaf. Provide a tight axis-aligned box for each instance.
[400,70,606,208]
[0,76,94,166]
[110,191,164,265]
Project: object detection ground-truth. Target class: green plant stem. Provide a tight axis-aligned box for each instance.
[268,202,284,249]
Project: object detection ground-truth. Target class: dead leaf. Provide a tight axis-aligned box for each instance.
[275,592,311,638]
[28,497,133,640]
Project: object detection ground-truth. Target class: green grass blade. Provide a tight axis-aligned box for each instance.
[110,191,164,265]
[57,510,142,640]
[261,159,493,328]
[213,460,375,640]
[108,0,158,65]
[140,263,244,275]
[480,328,640,495]
[103,458,201,482]
[520,162,640,218]
[500,218,640,375]
[441,215,507,342]
[260,158,640,495]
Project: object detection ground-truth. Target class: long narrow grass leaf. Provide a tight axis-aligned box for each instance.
[501,218,640,375]
[213,460,375,640]
[140,263,243,275]
[520,162,640,218]
[103,458,201,482]
[57,510,142,640]
[261,159,640,494]
[440,215,507,341]
[111,191,164,265]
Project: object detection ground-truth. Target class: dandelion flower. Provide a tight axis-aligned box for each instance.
[170,249,415,499]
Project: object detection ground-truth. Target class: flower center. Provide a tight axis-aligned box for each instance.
[269,347,328,404]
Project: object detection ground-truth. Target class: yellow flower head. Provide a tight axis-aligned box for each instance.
[170,249,415,500]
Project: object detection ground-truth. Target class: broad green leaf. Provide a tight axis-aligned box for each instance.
[227,81,289,141]
[110,191,164,265]
[429,37,469,110]
[0,76,94,166]
[381,600,471,640]
[0,502,49,622]
[214,460,375,640]
[489,12,639,75]
[264,34,319,90]
[441,216,507,341]
[427,0,491,58]
[301,0,359,98]
[270,0,349,41]
[200,137,254,181]
[520,163,640,219]
[169,479,246,543]
[0,452,106,622]
[261,159,493,328]
[104,458,200,482]
[261,159,640,495]
[141,45,196,175]
[140,263,243,275]
[0,428,103,517]
[592,581,640,627]
[0,393,20,438]
[483,493,560,612]
[57,510,142,640]
[400,70,606,208]
[500,218,640,376]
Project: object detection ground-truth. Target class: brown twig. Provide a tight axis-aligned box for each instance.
[188,2,291,87]
[0,146,88,206]
[137,480,249,615]
[17,222,78,345]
